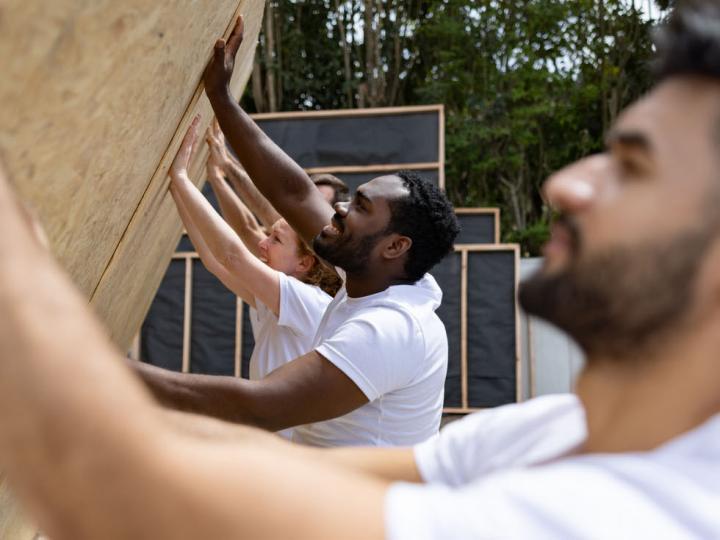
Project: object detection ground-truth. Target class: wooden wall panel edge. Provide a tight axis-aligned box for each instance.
[453,207,500,214]
[251,104,444,120]
[89,0,264,350]
[455,243,522,408]
[455,245,471,411]
[438,105,445,191]
[304,162,439,175]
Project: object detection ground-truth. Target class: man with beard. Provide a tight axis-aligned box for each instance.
[2,1,720,537]
[132,21,460,446]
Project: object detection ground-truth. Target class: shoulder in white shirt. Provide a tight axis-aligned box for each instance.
[385,394,720,539]
[250,272,332,380]
[292,274,448,448]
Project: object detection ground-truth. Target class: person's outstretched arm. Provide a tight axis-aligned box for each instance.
[0,160,392,539]
[168,116,280,312]
[206,119,281,234]
[163,409,423,483]
[133,344,369,432]
[203,17,334,246]
[205,130,267,259]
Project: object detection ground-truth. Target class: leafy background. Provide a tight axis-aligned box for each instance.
[242,0,674,255]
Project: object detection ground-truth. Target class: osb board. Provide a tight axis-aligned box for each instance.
[0,1,264,349]
[0,3,264,537]
[0,478,34,540]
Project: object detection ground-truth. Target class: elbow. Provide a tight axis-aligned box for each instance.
[203,256,225,278]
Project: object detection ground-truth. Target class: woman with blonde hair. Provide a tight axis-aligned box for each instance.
[166,116,341,437]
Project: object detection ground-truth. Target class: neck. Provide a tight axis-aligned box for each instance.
[576,321,720,454]
[344,271,412,298]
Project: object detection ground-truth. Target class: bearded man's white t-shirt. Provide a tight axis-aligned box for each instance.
[249,273,333,437]
[385,394,720,539]
[291,273,448,447]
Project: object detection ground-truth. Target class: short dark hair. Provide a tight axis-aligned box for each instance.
[310,174,350,205]
[654,0,720,80]
[386,171,460,282]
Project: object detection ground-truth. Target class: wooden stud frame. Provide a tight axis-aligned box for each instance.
[454,207,501,244]
[442,243,521,415]
[140,244,521,404]
[250,105,446,191]
[133,251,246,377]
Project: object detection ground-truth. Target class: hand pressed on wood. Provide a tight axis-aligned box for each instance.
[206,119,229,170]
[169,115,202,180]
[203,16,244,98]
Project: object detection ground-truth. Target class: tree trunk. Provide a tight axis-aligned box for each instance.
[274,1,283,110]
[335,0,354,108]
[264,1,277,112]
[599,0,608,135]
[363,0,376,107]
[251,58,265,112]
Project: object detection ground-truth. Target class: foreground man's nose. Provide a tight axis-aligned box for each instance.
[543,155,604,213]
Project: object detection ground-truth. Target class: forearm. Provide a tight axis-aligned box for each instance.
[207,90,333,243]
[206,174,266,259]
[162,410,421,484]
[162,409,290,447]
[170,173,252,266]
[0,176,176,538]
[224,156,281,229]
[319,447,423,483]
[133,361,281,429]
[170,182,255,303]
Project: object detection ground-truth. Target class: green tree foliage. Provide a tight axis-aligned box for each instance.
[244,1,669,255]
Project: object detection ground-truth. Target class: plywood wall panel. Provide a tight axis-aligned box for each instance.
[0,1,263,349]
[0,478,34,540]
[0,1,262,298]
[0,3,263,535]
[89,1,264,349]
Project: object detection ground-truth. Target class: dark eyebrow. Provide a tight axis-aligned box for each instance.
[354,190,372,205]
[605,130,653,154]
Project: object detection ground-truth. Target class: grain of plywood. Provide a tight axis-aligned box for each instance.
[0,0,261,303]
[0,2,265,537]
[0,478,34,540]
[88,1,265,349]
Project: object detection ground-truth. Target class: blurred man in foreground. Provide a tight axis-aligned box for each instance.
[0,1,719,537]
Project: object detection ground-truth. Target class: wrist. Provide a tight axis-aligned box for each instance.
[206,84,233,105]
[169,171,190,184]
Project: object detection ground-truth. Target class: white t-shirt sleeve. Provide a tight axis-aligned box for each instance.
[384,470,584,540]
[315,307,423,401]
[276,273,331,337]
[414,395,585,486]
[386,455,704,540]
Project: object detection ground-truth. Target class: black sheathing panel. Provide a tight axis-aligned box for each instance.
[241,303,255,379]
[334,170,439,192]
[142,111,519,408]
[189,259,236,376]
[255,113,439,168]
[432,252,462,408]
[455,213,496,244]
[176,235,194,252]
[466,250,517,407]
[140,259,185,372]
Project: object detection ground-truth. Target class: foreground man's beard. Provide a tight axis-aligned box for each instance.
[519,225,715,359]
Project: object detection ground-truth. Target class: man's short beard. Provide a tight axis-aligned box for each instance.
[312,229,385,275]
[519,225,716,360]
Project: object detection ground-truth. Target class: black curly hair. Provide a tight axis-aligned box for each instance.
[654,0,720,80]
[385,171,460,282]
